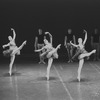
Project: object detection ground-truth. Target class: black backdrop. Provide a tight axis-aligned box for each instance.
[0,0,100,61]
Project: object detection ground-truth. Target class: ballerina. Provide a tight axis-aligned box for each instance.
[2,28,27,76]
[70,30,96,82]
[35,32,61,80]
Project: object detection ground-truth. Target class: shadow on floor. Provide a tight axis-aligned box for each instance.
[2,72,21,77]
[36,76,59,81]
[68,78,90,83]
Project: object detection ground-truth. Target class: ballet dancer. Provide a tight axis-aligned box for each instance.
[2,28,27,76]
[64,29,76,63]
[70,30,96,82]
[34,29,45,64]
[35,32,61,80]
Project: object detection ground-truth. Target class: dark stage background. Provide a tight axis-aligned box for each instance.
[0,0,100,62]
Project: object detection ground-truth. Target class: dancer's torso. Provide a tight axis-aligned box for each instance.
[9,41,17,50]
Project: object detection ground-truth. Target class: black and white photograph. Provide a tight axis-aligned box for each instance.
[0,0,100,100]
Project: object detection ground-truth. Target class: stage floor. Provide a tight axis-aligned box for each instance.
[0,61,100,100]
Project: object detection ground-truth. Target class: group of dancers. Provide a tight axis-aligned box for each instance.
[2,28,97,82]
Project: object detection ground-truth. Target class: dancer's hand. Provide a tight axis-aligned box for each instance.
[34,50,39,52]
[70,41,72,44]
[2,45,5,48]
[45,32,49,34]
[83,29,87,33]
[11,28,14,31]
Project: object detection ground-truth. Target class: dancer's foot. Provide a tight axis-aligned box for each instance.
[77,76,80,82]
[23,40,27,45]
[57,44,61,49]
[92,49,96,54]
[9,70,12,76]
[46,74,49,81]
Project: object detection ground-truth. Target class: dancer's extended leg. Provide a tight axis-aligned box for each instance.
[11,41,27,55]
[79,50,96,60]
[77,50,96,82]
[47,44,61,59]
[9,55,15,76]
[46,58,53,81]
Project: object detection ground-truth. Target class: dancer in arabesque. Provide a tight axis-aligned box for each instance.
[70,30,96,82]
[35,32,61,80]
[3,28,27,76]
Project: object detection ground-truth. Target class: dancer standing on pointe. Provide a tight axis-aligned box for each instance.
[34,29,45,64]
[2,28,27,76]
[70,30,96,82]
[35,32,61,80]
[64,29,76,63]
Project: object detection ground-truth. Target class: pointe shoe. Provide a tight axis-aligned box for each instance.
[92,50,96,53]
[58,44,61,49]
[46,74,49,81]
[77,76,80,82]
[56,44,61,50]
[9,70,12,76]
[23,41,27,45]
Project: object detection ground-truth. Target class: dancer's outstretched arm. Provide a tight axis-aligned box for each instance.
[45,32,52,45]
[35,46,46,52]
[11,28,16,41]
[70,41,78,47]
[83,30,87,45]
[2,43,10,48]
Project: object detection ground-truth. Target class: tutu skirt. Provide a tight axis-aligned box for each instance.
[3,49,13,57]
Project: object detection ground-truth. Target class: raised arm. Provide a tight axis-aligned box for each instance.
[11,28,16,41]
[83,30,87,45]
[70,41,78,47]
[45,32,52,44]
